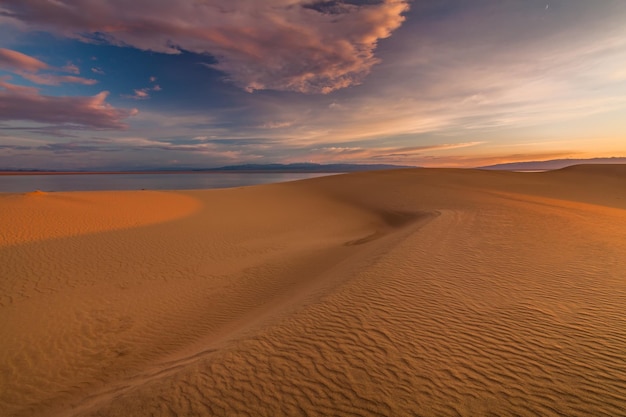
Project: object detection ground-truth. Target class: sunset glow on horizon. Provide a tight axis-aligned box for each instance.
[1,0,625,170]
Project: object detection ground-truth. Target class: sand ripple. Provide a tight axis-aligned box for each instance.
[1,167,625,416]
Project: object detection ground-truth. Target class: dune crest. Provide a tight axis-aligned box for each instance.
[1,167,625,417]
[25,190,47,196]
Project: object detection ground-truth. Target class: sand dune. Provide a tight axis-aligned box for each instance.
[1,166,625,416]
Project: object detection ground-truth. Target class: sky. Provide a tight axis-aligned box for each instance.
[1,0,625,170]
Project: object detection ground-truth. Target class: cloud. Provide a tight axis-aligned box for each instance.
[4,1,625,171]
[259,121,293,129]
[412,151,582,169]
[243,0,626,147]
[20,73,97,85]
[1,135,258,161]
[307,141,484,162]
[0,78,137,129]
[63,62,80,74]
[125,89,150,100]
[91,67,105,75]
[0,0,409,93]
[0,133,266,170]
[123,84,162,100]
[0,48,48,72]
[0,48,97,85]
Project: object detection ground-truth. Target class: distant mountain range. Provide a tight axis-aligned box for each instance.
[203,163,415,172]
[479,157,626,171]
[0,163,415,174]
[6,158,626,173]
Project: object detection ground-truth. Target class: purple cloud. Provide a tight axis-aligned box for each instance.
[20,73,97,86]
[0,48,97,85]
[0,48,49,72]
[62,62,80,74]
[122,84,162,100]
[0,79,138,129]
[0,0,409,93]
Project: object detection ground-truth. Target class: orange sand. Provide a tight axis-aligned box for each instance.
[1,165,625,416]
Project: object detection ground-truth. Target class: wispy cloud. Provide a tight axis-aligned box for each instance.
[19,72,97,86]
[62,62,80,74]
[226,1,626,149]
[412,151,583,169]
[124,89,150,100]
[0,0,409,93]
[0,47,48,72]
[305,141,485,163]
[123,83,162,100]
[0,48,96,85]
[2,1,626,170]
[1,135,260,163]
[0,78,137,129]
[259,121,293,129]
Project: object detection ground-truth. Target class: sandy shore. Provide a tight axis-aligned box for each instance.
[1,165,625,416]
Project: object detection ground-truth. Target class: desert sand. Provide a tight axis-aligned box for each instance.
[1,165,625,416]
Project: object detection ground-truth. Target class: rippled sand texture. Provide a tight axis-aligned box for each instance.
[1,165,625,417]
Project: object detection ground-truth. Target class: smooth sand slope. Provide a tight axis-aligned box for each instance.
[1,166,625,416]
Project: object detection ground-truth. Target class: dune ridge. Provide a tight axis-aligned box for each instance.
[1,166,625,416]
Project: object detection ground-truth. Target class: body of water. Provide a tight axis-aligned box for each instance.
[0,172,338,193]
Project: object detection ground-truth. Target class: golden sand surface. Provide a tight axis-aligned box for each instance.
[1,165,625,416]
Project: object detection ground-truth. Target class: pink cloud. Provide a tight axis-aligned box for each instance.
[122,84,162,100]
[62,62,80,74]
[308,142,484,162]
[0,0,409,93]
[20,73,97,86]
[0,48,48,72]
[128,89,150,100]
[0,48,97,85]
[0,79,137,129]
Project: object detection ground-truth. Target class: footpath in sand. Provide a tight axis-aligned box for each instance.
[1,165,625,416]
